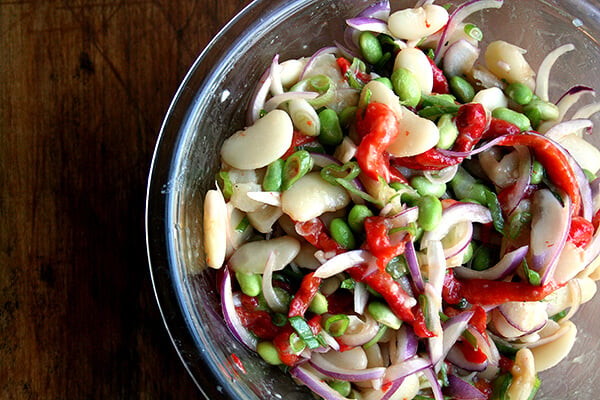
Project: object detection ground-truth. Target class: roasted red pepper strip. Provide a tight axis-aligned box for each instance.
[336,57,371,84]
[273,327,300,367]
[347,264,416,323]
[427,56,450,94]
[455,277,562,306]
[481,117,520,140]
[456,340,488,364]
[281,130,318,159]
[470,305,488,335]
[568,215,594,248]
[364,215,409,270]
[393,103,487,170]
[288,272,322,318]
[494,132,581,215]
[355,102,403,183]
[295,218,345,255]
[412,305,435,338]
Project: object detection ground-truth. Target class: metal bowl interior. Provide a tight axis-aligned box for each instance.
[146,0,600,399]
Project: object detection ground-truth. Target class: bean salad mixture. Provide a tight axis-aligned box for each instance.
[203,0,600,399]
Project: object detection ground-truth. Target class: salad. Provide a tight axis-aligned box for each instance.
[202,0,600,399]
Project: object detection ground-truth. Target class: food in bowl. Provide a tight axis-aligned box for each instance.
[202,0,600,398]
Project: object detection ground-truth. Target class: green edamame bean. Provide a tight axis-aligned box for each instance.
[390,182,420,206]
[373,77,393,91]
[471,245,495,271]
[505,82,533,105]
[530,160,544,184]
[417,195,443,232]
[281,150,314,190]
[359,31,383,64]
[235,271,262,297]
[256,341,282,365]
[330,218,356,249]
[339,106,358,129]
[436,113,458,150]
[410,176,447,198]
[462,242,475,264]
[262,159,284,191]
[449,75,475,103]
[492,107,531,132]
[391,67,421,107]
[308,292,328,315]
[524,99,559,122]
[318,108,344,146]
[328,380,352,397]
[348,204,373,234]
[368,301,402,329]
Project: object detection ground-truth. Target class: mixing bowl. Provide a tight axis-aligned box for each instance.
[145,0,600,398]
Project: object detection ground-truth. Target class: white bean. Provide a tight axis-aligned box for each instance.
[293,242,321,270]
[203,189,227,269]
[394,47,433,94]
[221,109,293,169]
[246,204,283,234]
[225,203,252,258]
[553,241,586,284]
[279,59,306,88]
[228,236,300,274]
[507,348,537,400]
[484,40,535,87]
[472,87,508,113]
[387,5,449,41]
[386,107,439,157]
[557,133,600,174]
[530,320,577,372]
[230,182,263,213]
[359,80,403,121]
[281,172,350,222]
[320,347,368,370]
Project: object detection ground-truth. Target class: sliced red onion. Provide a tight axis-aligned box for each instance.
[443,39,480,78]
[535,44,575,102]
[262,251,288,313]
[405,240,424,292]
[442,221,473,260]
[263,91,318,113]
[572,101,600,120]
[446,345,488,372]
[498,145,532,216]
[454,245,528,280]
[339,314,380,347]
[394,325,419,363]
[383,356,432,384]
[311,153,342,168]
[343,26,360,52]
[554,85,596,122]
[290,365,348,400]
[247,67,273,125]
[320,329,341,352]
[246,191,281,207]
[334,40,360,61]
[269,54,284,96]
[422,367,444,400]
[346,17,390,34]
[299,46,338,80]
[424,165,459,185]
[220,267,258,350]
[354,281,369,315]
[389,206,419,228]
[497,301,548,335]
[313,250,372,279]
[309,352,386,382]
[421,202,492,248]
[466,326,500,367]
[380,377,406,400]
[356,0,390,20]
[529,189,571,284]
[445,374,487,400]
[434,0,504,63]
[441,311,474,363]
[545,119,593,142]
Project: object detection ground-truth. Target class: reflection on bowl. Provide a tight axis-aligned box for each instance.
[146,0,600,399]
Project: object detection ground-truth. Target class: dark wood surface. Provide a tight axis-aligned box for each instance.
[0,1,250,398]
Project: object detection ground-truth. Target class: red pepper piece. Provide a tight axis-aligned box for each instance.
[482,117,520,140]
[295,218,345,255]
[495,133,581,215]
[236,307,281,340]
[393,103,487,170]
[412,305,435,338]
[288,272,322,318]
[355,102,403,183]
[336,57,371,84]
[427,56,450,94]
[347,264,416,323]
[593,209,600,230]
[281,130,317,159]
[470,305,487,335]
[456,340,488,364]
[272,327,300,367]
[457,278,562,306]
[442,270,463,305]
[568,215,594,248]
[364,216,408,270]
[307,315,322,335]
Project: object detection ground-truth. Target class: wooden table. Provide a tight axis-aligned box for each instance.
[0,1,250,398]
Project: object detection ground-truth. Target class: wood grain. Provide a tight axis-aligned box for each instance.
[0,1,250,398]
